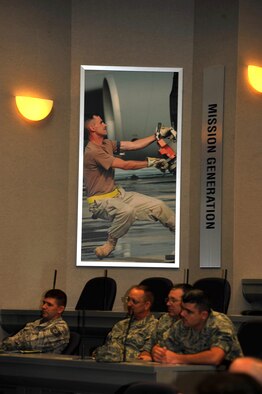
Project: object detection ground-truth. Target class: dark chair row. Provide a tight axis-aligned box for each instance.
[74,276,231,314]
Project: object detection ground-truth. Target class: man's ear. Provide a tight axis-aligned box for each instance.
[89,121,97,132]
[58,305,65,315]
[201,310,209,321]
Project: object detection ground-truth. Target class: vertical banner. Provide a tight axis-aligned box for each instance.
[200,65,224,268]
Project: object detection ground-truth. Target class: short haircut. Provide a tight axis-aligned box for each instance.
[84,116,95,130]
[129,285,154,306]
[44,289,67,308]
[172,283,193,293]
[182,289,211,314]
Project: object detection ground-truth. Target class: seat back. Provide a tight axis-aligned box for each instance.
[62,331,81,355]
[139,277,173,312]
[193,277,231,313]
[237,321,262,358]
[75,277,117,310]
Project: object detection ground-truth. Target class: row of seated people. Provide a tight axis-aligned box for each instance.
[93,284,240,364]
[0,284,226,359]
[94,284,262,392]
[1,288,261,394]
[0,286,261,369]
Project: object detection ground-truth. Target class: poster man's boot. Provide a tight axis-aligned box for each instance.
[95,235,118,259]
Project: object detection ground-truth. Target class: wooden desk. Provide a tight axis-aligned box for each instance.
[0,353,217,394]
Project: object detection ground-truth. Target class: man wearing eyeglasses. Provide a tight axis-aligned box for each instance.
[141,283,192,359]
[93,285,157,362]
[154,283,193,346]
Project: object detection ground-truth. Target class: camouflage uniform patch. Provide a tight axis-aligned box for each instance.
[166,310,243,361]
[1,317,70,354]
[94,314,157,362]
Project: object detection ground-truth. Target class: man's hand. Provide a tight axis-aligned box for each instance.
[138,351,152,361]
[147,157,169,172]
[155,126,177,140]
[152,345,167,362]
[152,345,179,364]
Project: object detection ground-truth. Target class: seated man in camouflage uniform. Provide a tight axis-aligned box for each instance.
[152,283,193,347]
[1,289,70,354]
[94,285,157,362]
[152,289,243,366]
[142,283,193,359]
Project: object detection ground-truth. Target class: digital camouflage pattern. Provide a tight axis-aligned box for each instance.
[143,313,177,353]
[154,313,178,346]
[165,310,243,361]
[1,317,70,354]
[94,314,157,362]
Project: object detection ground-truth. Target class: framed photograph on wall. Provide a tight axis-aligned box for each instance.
[76,65,183,268]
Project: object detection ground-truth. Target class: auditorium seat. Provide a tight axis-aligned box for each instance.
[75,276,117,310]
[237,321,262,358]
[62,331,81,355]
[193,277,231,313]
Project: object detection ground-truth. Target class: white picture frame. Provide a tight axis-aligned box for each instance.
[76,65,183,268]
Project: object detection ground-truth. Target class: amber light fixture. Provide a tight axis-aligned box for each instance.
[248,65,262,93]
[15,96,54,121]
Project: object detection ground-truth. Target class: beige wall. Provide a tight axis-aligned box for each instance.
[0,0,71,308]
[189,0,239,307]
[0,0,261,313]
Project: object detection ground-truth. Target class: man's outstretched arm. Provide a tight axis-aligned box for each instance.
[120,134,156,151]
[152,344,225,366]
[112,157,168,172]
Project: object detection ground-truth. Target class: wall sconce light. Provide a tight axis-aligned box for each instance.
[15,96,54,121]
[248,65,262,93]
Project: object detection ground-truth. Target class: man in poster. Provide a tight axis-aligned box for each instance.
[84,115,175,259]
